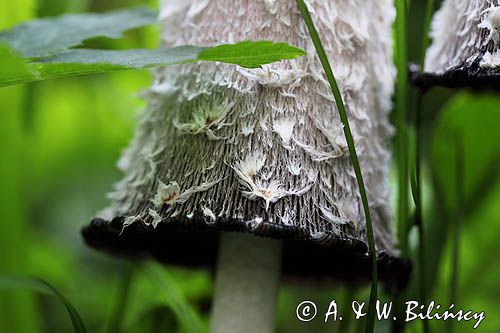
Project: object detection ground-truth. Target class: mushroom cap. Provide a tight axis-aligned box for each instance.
[82,0,410,289]
[412,0,500,89]
[83,216,410,289]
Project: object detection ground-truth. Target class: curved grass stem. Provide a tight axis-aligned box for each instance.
[107,264,134,333]
[396,0,409,258]
[448,136,464,333]
[413,2,435,332]
[295,1,378,332]
[414,91,430,333]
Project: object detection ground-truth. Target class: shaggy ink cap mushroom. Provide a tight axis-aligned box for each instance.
[82,0,410,289]
[411,0,500,90]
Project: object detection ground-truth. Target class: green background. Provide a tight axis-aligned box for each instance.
[0,0,498,332]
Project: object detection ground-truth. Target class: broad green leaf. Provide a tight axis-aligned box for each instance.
[37,46,204,68]
[0,47,202,87]
[0,6,156,58]
[0,275,87,333]
[0,43,36,84]
[39,41,306,69]
[0,41,306,87]
[198,40,306,68]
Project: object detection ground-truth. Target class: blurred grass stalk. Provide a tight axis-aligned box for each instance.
[392,1,409,330]
[395,0,409,259]
[106,264,135,333]
[448,136,464,333]
[0,1,40,331]
[412,1,434,333]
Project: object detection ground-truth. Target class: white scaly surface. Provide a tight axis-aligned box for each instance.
[100,0,397,253]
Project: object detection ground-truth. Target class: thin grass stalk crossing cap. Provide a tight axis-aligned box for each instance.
[82,0,409,286]
[412,0,500,89]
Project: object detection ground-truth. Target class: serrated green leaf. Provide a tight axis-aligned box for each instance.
[0,41,306,87]
[0,275,87,333]
[198,40,306,68]
[0,6,156,58]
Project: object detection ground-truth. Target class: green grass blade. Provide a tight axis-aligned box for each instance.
[106,264,134,333]
[412,2,435,332]
[448,135,464,333]
[395,0,410,258]
[143,262,207,333]
[294,1,378,332]
[0,275,87,333]
[414,92,429,333]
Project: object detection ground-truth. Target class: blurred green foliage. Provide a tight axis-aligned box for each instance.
[0,0,498,332]
[0,0,40,331]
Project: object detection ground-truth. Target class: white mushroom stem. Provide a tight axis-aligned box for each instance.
[210,233,283,333]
